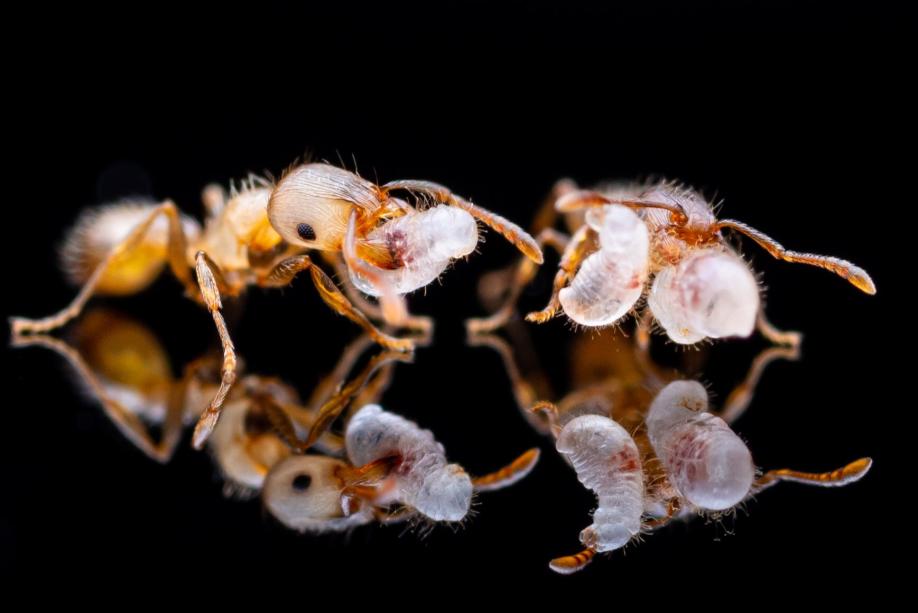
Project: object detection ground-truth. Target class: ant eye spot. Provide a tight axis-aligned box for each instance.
[291,474,312,491]
[297,223,316,241]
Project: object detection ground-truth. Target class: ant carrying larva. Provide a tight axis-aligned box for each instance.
[469,324,871,574]
[10,163,543,450]
[468,179,874,346]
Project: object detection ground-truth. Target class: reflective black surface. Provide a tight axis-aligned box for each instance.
[2,1,907,602]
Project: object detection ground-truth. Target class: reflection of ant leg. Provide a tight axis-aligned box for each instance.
[755,309,803,348]
[549,547,596,575]
[471,448,541,492]
[11,334,185,463]
[305,334,376,410]
[10,202,197,336]
[467,331,553,435]
[749,458,872,496]
[526,225,594,324]
[717,342,802,425]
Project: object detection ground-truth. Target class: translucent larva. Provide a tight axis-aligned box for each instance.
[349,206,479,296]
[555,414,644,553]
[262,455,374,533]
[648,249,759,344]
[645,380,755,511]
[61,202,201,295]
[559,204,649,326]
[345,404,473,522]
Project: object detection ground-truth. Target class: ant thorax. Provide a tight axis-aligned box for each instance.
[555,415,644,552]
[558,205,649,326]
[345,404,474,522]
[637,184,720,268]
[194,185,279,274]
[349,206,479,296]
[645,380,755,511]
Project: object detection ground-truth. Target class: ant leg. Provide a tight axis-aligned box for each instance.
[381,179,543,263]
[191,252,239,449]
[755,309,803,348]
[343,210,410,327]
[325,252,433,337]
[642,499,682,532]
[472,448,540,492]
[549,548,596,574]
[11,334,182,463]
[750,458,872,496]
[716,219,876,294]
[254,393,346,455]
[10,201,196,336]
[301,350,413,451]
[717,343,801,425]
[526,225,595,324]
[260,255,414,352]
[306,334,377,410]
[531,400,563,438]
[467,228,571,334]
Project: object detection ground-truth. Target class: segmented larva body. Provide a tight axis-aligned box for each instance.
[648,249,759,344]
[60,202,201,294]
[559,205,650,326]
[262,455,374,533]
[350,206,479,296]
[345,404,473,522]
[645,380,755,511]
[555,415,644,552]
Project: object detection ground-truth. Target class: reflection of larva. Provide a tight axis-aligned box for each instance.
[10,162,542,452]
[263,404,540,531]
[469,179,874,346]
[538,380,871,574]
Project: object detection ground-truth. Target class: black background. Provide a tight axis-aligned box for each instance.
[2,1,910,603]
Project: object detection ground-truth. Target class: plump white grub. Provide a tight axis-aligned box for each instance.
[645,381,755,511]
[560,205,649,326]
[648,248,759,344]
[346,404,473,522]
[556,414,644,551]
[350,206,479,296]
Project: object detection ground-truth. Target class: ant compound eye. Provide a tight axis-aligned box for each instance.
[297,223,316,241]
[292,473,312,491]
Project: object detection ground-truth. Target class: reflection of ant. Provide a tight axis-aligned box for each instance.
[11,164,542,451]
[469,179,873,346]
[11,308,411,495]
[468,324,870,574]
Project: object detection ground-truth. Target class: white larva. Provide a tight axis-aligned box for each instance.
[262,455,374,533]
[648,249,760,344]
[345,404,473,522]
[349,206,479,296]
[645,380,755,511]
[555,414,644,552]
[559,204,649,326]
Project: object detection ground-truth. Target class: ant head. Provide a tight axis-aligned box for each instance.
[263,455,354,531]
[269,163,379,251]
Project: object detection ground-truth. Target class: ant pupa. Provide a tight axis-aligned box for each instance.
[263,404,540,531]
[468,179,874,346]
[11,164,542,449]
[469,324,871,574]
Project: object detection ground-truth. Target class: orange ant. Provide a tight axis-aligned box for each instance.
[10,164,542,449]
